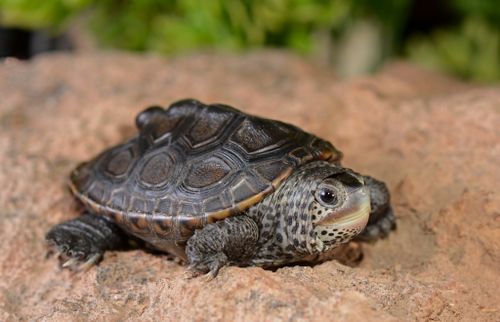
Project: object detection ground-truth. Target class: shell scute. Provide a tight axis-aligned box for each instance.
[185,156,232,189]
[253,160,292,183]
[130,196,155,214]
[185,107,235,148]
[230,118,292,154]
[103,148,134,177]
[230,177,267,204]
[156,197,172,212]
[138,152,173,187]
[109,190,127,210]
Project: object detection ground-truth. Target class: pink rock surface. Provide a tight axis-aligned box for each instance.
[0,51,498,321]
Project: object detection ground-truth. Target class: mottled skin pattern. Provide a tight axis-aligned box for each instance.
[46,99,395,276]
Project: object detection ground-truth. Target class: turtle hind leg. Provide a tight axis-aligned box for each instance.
[355,176,396,242]
[46,212,128,270]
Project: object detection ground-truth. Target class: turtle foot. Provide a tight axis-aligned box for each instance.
[45,213,127,271]
[46,220,104,270]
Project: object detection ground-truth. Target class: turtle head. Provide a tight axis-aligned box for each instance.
[309,168,370,252]
[251,162,371,265]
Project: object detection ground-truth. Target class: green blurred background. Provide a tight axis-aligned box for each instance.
[1,0,499,82]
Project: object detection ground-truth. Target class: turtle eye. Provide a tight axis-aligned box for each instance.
[316,187,339,206]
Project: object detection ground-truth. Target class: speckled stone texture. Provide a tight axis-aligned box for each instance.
[0,51,499,321]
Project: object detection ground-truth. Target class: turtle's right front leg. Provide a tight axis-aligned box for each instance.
[186,216,259,278]
[46,212,128,270]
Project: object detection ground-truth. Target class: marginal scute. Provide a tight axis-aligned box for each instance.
[139,153,172,186]
[290,147,312,162]
[311,138,342,162]
[127,213,149,232]
[155,197,173,214]
[231,178,264,204]
[110,190,127,210]
[131,213,148,228]
[131,197,151,213]
[203,195,226,213]
[71,163,91,191]
[185,157,231,188]
[87,182,108,204]
[231,118,291,153]
[151,215,173,237]
[178,203,198,217]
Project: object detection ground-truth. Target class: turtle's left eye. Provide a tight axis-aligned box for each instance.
[316,187,340,206]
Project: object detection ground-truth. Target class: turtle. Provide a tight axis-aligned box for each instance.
[46,99,395,276]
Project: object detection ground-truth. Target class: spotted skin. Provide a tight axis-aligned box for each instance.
[311,203,363,246]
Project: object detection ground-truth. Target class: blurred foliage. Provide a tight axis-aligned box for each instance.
[406,0,500,82]
[1,0,499,82]
[0,0,409,56]
[0,0,408,54]
[407,18,499,82]
[0,0,91,30]
[451,0,500,25]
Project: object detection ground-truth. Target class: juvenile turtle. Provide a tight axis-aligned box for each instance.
[46,99,395,276]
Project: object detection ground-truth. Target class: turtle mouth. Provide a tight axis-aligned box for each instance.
[318,186,370,231]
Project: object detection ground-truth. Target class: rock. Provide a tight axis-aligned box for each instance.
[0,51,498,321]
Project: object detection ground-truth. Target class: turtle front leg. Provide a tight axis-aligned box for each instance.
[355,176,396,242]
[186,215,259,278]
[46,213,128,270]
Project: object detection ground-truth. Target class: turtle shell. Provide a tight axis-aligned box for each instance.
[70,99,341,241]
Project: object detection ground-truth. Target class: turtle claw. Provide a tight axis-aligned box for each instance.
[200,271,217,282]
[185,254,225,281]
[79,253,101,272]
[62,257,79,268]
[53,248,102,271]
[186,266,219,282]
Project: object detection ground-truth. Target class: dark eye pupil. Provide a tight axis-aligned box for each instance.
[319,189,337,204]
